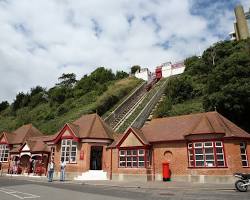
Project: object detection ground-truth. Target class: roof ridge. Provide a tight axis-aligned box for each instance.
[216,112,234,136]
[23,124,34,142]
[151,111,219,122]
[87,113,97,138]
[96,114,113,139]
[204,113,215,133]
[67,122,80,138]
[188,114,203,134]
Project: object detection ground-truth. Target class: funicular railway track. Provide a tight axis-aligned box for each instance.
[104,82,147,129]
[103,75,168,132]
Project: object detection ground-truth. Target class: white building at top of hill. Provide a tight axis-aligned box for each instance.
[134,68,153,82]
[161,61,185,78]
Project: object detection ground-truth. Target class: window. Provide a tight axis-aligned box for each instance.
[61,139,77,163]
[0,144,9,162]
[50,146,55,161]
[240,142,248,167]
[188,141,226,168]
[119,149,151,168]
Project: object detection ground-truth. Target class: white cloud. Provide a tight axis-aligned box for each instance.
[0,0,242,102]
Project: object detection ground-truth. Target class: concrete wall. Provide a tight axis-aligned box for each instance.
[161,64,185,78]
[135,69,151,81]
[235,5,250,40]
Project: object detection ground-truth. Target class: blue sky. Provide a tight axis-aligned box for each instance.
[0,0,249,102]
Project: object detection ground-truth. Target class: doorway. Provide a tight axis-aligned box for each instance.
[90,146,103,170]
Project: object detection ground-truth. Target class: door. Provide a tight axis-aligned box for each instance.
[90,146,103,170]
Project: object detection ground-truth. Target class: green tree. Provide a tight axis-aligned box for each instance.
[30,86,46,96]
[116,70,129,80]
[12,92,30,111]
[203,41,250,131]
[57,73,77,88]
[131,65,141,74]
[48,87,67,104]
[75,75,97,94]
[90,67,115,84]
[0,101,9,112]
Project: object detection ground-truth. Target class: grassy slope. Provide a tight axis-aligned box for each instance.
[0,77,142,134]
[165,97,204,117]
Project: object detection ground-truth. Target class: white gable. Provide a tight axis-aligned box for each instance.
[22,144,30,151]
[120,131,143,147]
[0,135,6,143]
[62,129,72,137]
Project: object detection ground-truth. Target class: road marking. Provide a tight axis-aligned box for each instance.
[0,187,40,199]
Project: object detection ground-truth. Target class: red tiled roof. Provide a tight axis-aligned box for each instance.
[0,124,44,145]
[108,133,125,148]
[27,140,50,153]
[10,140,50,153]
[11,124,44,144]
[142,111,250,142]
[30,134,57,142]
[0,131,16,144]
[108,127,149,148]
[50,113,115,143]
[71,113,114,140]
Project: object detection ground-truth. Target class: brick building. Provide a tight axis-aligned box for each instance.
[0,111,249,183]
[0,124,51,175]
[107,111,250,182]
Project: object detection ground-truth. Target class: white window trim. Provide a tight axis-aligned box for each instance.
[188,141,226,168]
[119,149,147,168]
[0,144,9,162]
[60,139,77,164]
[240,142,249,167]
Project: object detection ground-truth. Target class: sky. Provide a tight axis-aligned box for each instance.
[0,0,249,102]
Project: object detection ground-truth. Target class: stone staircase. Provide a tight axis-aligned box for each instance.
[74,170,108,181]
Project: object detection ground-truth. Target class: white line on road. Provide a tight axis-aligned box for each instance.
[0,187,40,199]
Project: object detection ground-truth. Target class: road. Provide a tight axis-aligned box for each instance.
[0,177,249,200]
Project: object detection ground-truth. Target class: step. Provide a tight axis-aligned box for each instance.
[74,170,108,181]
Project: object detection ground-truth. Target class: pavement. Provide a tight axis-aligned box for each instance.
[0,175,249,200]
[3,174,234,191]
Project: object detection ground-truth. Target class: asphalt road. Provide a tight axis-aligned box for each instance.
[0,177,249,200]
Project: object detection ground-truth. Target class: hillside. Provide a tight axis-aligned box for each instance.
[0,67,143,134]
[153,38,250,132]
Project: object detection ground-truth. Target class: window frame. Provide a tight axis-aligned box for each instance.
[50,146,55,161]
[0,144,9,162]
[240,142,249,167]
[60,139,77,164]
[187,140,226,168]
[118,148,151,168]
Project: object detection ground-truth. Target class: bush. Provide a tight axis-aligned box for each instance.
[0,101,9,112]
[56,105,69,116]
[153,97,172,118]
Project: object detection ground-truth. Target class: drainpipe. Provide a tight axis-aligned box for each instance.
[110,148,113,180]
[8,155,11,175]
[153,148,155,181]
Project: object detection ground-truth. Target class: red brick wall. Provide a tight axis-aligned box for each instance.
[0,162,9,173]
[153,141,189,176]
[108,139,250,178]
[106,148,151,178]
[53,141,110,174]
